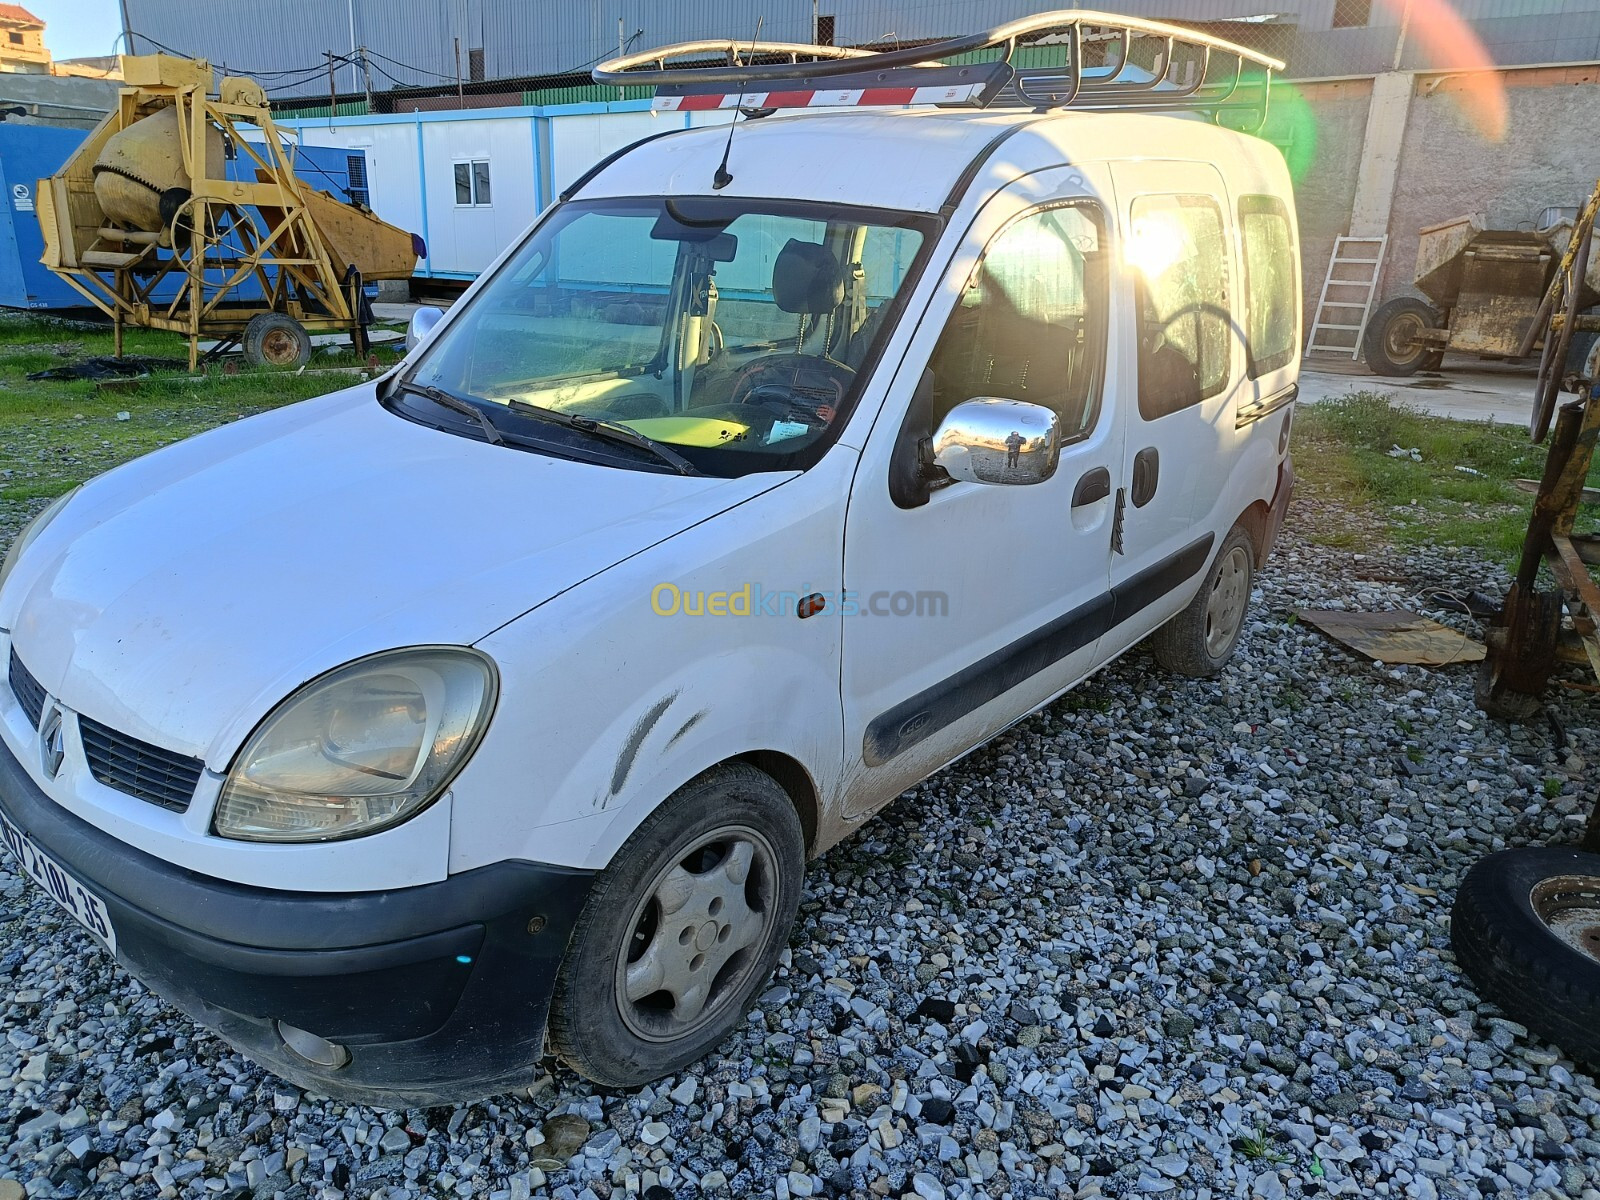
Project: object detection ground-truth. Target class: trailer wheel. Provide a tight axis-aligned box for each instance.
[1362,297,1440,377]
[1450,847,1600,1069]
[243,313,312,369]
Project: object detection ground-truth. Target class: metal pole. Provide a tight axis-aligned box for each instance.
[326,51,337,123]
[361,46,373,112]
[347,0,359,93]
[812,0,819,44]
[618,17,625,62]
[1391,0,1413,71]
[454,37,463,102]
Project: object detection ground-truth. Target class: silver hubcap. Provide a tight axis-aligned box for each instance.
[1532,875,1600,966]
[616,826,778,1043]
[1204,545,1251,658]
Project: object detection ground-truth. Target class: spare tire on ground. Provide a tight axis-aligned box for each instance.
[1450,846,1600,1068]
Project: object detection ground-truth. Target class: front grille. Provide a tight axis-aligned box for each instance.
[78,714,203,813]
[8,648,45,730]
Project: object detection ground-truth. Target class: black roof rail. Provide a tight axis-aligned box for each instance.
[592,12,1285,132]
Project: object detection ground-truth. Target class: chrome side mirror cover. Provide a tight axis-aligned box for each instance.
[931,397,1062,486]
[405,306,445,352]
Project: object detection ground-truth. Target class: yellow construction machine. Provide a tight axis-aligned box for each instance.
[37,54,420,370]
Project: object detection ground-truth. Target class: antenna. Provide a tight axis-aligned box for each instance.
[711,15,762,191]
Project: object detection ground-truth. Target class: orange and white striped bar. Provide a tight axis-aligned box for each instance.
[653,82,991,112]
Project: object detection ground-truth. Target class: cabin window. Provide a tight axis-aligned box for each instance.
[929,202,1108,440]
[454,159,492,207]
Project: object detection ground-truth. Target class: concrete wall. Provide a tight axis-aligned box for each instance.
[0,72,118,128]
[1293,63,1600,348]
[1380,65,1600,306]
[1273,78,1372,328]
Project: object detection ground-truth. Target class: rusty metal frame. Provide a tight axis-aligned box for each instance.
[41,63,361,370]
[1480,181,1600,850]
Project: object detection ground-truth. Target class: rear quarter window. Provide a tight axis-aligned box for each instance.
[1239,195,1298,378]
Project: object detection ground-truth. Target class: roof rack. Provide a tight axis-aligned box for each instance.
[593,11,1286,131]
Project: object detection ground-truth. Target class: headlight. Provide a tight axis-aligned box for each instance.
[214,648,497,842]
[0,487,81,601]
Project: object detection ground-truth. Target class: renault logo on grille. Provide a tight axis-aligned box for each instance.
[39,708,65,780]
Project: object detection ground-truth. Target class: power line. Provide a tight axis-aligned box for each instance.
[362,47,459,83]
[124,29,356,82]
[123,28,648,100]
[263,62,359,94]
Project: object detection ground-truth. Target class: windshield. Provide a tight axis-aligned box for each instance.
[403,197,934,475]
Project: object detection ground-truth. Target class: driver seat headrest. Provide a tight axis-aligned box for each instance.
[772,239,844,315]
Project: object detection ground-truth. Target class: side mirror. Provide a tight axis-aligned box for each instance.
[405,306,445,352]
[931,398,1061,486]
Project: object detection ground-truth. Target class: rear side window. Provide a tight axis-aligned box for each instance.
[1129,194,1230,420]
[929,202,1108,441]
[1239,196,1297,377]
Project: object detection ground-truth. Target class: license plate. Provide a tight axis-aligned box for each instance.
[0,811,116,953]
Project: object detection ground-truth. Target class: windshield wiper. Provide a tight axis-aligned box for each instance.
[506,400,703,477]
[397,381,505,446]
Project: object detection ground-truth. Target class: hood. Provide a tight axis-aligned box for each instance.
[5,385,779,767]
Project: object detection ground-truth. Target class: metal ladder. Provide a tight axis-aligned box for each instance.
[1306,235,1388,359]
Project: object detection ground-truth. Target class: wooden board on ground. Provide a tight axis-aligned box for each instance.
[1296,608,1486,665]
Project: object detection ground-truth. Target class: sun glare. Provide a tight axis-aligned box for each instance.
[1125,214,1187,280]
[1380,0,1507,141]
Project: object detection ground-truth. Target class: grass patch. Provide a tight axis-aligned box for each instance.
[0,313,399,519]
[1232,1130,1290,1163]
[1293,391,1581,564]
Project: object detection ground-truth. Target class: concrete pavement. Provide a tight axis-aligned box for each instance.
[1298,354,1537,426]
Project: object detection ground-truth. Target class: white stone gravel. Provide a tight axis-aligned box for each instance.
[3,521,1600,1200]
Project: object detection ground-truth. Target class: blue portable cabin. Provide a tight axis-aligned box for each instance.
[0,122,372,312]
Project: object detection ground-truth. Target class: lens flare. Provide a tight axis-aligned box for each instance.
[1380,0,1507,141]
[1125,213,1187,280]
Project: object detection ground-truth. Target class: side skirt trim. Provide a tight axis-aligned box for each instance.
[861,532,1214,766]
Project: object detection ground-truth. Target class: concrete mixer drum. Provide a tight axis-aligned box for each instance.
[91,104,223,238]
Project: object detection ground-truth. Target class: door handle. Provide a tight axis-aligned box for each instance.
[1072,466,1111,508]
[1131,447,1159,508]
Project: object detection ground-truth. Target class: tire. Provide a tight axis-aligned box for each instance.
[1362,297,1440,377]
[547,763,805,1087]
[1150,524,1254,678]
[242,312,312,369]
[1450,847,1600,1069]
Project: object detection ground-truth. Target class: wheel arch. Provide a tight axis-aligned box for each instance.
[731,749,822,856]
[1235,498,1274,568]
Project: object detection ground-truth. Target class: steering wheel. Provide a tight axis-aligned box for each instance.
[729,354,854,427]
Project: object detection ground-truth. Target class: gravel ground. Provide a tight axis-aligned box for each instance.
[3,516,1600,1200]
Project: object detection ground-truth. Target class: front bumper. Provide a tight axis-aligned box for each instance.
[0,737,595,1106]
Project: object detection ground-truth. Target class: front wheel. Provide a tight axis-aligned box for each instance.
[547,764,804,1087]
[1150,524,1255,678]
